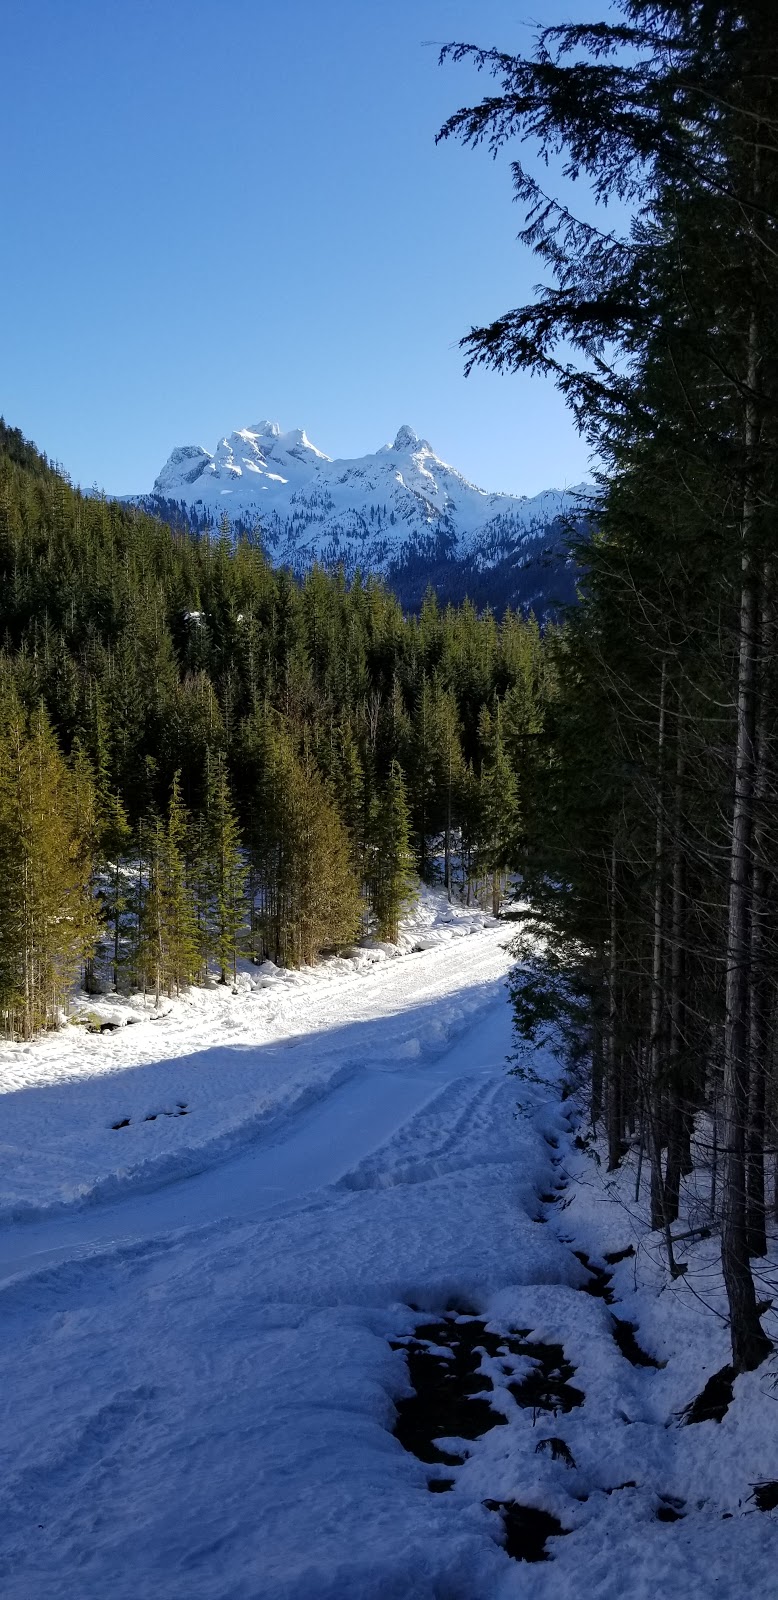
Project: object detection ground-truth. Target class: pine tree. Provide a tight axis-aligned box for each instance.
[479,704,518,915]
[100,789,133,991]
[135,810,168,1007]
[440,0,778,1369]
[369,761,417,942]
[202,754,247,984]
[248,716,362,966]
[135,777,201,1003]
[0,700,98,1036]
[164,774,200,994]
[67,740,103,991]
[294,760,364,964]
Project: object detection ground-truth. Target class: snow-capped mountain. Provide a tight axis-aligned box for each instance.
[138,421,592,613]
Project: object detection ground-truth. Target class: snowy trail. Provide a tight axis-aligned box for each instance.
[3,921,777,1599]
[0,980,511,1285]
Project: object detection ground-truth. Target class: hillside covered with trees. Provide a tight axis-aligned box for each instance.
[0,418,547,1034]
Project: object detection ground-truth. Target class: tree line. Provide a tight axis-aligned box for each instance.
[441,0,778,1372]
[0,419,547,1035]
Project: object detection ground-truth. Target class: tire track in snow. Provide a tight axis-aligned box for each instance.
[0,936,514,1287]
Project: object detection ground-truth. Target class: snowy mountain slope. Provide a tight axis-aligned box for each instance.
[133,421,591,605]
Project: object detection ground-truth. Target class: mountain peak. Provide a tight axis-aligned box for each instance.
[245,420,281,439]
[392,424,427,453]
[144,418,590,612]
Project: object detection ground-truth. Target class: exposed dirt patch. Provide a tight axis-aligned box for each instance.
[681,1365,735,1425]
[611,1316,665,1370]
[390,1316,510,1466]
[752,1480,778,1512]
[656,1494,686,1523]
[572,1250,614,1303]
[507,1341,585,1417]
[392,1312,586,1470]
[484,1499,569,1562]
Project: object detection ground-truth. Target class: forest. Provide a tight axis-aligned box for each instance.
[438,0,778,1376]
[0,415,544,1030]
[3,0,777,1391]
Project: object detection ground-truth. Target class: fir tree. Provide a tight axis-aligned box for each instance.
[440,0,778,1369]
[478,705,518,915]
[100,789,133,992]
[369,760,417,942]
[0,700,98,1036]
[203,753,247,984]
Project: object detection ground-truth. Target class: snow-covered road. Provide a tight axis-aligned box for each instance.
[3,924,558,1600]
[0,942,513,1285]
[3,914,778,1599]
[0,895,506,1225]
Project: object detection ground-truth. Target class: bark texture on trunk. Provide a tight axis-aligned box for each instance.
[720,314,771,1371]
[664,713,687,1226]
[606,838,622,1172]
[746,569,773,1258]
[649,662,668,1234]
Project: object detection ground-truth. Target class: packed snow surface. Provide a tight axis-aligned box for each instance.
[1,890,776,1598]
[141,419,590,577]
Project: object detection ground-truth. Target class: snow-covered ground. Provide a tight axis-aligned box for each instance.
[0,890,497,1224]
[0,891,776,1598]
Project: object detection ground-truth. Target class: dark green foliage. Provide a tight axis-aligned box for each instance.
[369,761,417,942]
[0,422,547,979]
[201,754,248,984]
[442,0,778,1369]
[0,692,98,1036]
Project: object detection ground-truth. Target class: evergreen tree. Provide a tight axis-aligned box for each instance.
[202,754,247,984]
[441,0,778,1369]
[135,777,200,1002]
[164,774,200,994]
[369,760,417,942]
[100,789,133,991]
[478,705,518,915]
[249,717,362,966]
[0,700,97,1036]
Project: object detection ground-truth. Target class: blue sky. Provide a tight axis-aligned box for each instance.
[1,0,607,496]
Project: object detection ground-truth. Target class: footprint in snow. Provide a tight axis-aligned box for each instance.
[111,1103,188,1129]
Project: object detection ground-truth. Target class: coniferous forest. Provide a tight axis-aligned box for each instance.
[6,4,778,1587]
[439,0,778,1374]
[0,417,544,1032]
[2,0,776,1399]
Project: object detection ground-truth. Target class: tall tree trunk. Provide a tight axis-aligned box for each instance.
[591,1003,604,1133]
[649,661,669,1233]
[444,751,453,901]
[720,311,771,1371]
[665,705,687,1225]
[606,838,622,1171]
[746,567,773,1257]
